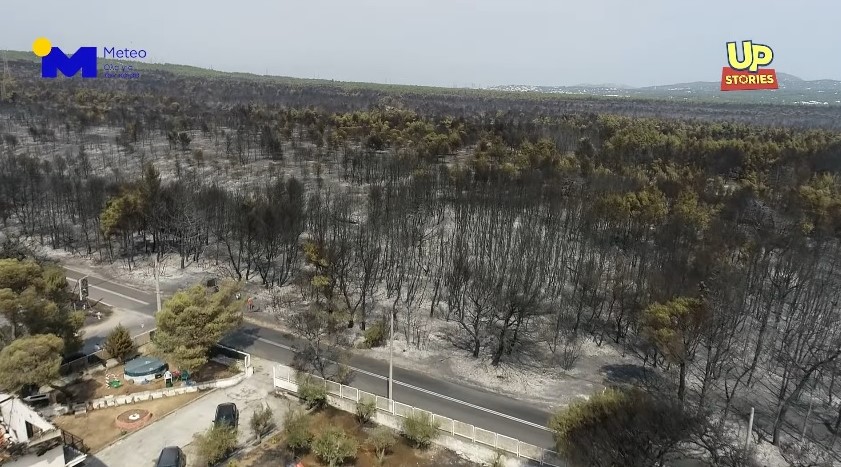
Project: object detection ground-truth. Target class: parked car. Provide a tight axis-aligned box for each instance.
[22,392,50,406]
[20,384,50,407]
[155,446,186,467]
[214,402,239,428]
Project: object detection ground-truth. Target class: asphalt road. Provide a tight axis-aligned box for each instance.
[64,267,556,449]
[64,268,157,353]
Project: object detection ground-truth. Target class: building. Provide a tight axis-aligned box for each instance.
[0,394,87,467]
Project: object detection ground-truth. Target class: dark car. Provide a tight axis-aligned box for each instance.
[155,446,186,467]
[214,402,239,428]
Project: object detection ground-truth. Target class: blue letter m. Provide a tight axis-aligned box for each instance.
[41,47,97,78]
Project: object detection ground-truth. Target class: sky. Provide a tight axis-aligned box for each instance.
[2,0,839,88]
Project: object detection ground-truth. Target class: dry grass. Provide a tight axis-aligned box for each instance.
[53,392,202,453]
[234,406,478,467]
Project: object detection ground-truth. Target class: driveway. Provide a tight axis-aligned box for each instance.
[85,358,289,467]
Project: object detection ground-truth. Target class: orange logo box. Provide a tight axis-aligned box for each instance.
[720,67,778,91]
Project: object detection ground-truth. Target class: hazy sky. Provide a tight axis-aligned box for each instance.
[2,0,839,88]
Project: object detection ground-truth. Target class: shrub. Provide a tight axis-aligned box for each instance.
[558,335,582,371]
[193,425,237,466]
[355,399,376,425]
[249,404,274,441]
[548,387,703,467]
[363,320,387,348]
[296,374,327,409]
[282,407,312,455]
[103,325,135,362]
[401,411,440,449]
[486,449,506,467]
[368,426,396,464]
[312,427,358,467]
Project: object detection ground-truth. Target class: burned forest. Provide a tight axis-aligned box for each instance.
[2,57,841,465]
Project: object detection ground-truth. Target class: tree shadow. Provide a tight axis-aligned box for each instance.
[63,379,98,403]
[600,363,674,394]
[220,324,262,350]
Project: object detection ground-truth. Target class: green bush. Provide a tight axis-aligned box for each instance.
[355,399,376,424]
[103,325,135,363]
[282,407,312,456]
[363,320,387,348]
[401,411,440,449]
[249,404,274,441]
[296,374,327,409]
[312,427,358,467]
[193,425,237,466]
[368,426,397,464]
[548,387,703,467]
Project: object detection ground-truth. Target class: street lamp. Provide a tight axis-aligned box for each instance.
[153,256,162,313]
[388,309,394,402]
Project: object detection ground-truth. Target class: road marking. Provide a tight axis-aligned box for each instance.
[253,336,551,432]
[66,276,152,306]
[88,284,151,305]
[64,267,151,294]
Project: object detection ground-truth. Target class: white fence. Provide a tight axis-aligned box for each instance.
[273,364,564,466]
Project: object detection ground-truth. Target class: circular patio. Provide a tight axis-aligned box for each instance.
[115,409,152,430]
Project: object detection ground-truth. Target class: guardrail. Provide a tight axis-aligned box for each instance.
[273,364,564,466]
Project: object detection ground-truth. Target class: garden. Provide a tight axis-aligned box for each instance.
[217,378,484,467]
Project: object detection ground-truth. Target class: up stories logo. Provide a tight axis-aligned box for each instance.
[720,40,779,91]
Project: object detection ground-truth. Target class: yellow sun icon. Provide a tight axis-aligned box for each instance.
[32,37,52,57]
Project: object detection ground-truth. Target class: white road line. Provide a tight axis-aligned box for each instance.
[64,272,153,306]
[64,267,150,294]
[88,284,151,306]
[254,336,551,432]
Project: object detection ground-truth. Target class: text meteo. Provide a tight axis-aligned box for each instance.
[102,47,147,59]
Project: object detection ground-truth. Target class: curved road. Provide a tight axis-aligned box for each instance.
[63,267,556,449]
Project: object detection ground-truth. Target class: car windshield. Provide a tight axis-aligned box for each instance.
[157,448,180,466]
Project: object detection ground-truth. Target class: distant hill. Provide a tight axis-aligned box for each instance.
[3,48,839,107]
[489,73,841,106]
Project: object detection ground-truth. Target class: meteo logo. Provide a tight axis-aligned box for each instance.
[720,40,779,91]
[32,37,146,79]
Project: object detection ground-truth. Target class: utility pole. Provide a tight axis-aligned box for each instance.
[154,255,162,313]
[802,382,815,444]
[745,406,755,452]
[79,276,89,302]
[388,309,394,403]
